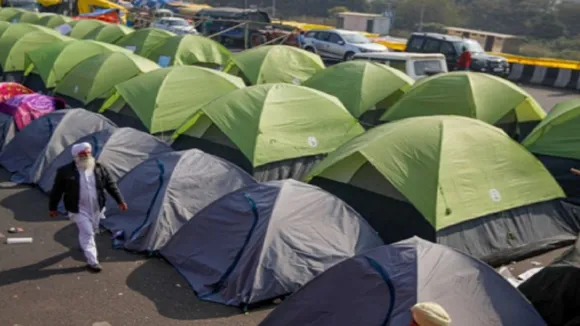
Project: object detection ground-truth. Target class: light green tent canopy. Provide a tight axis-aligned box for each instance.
[0,26,71,72]
[114,28,174,56]
[307,116,564,229]
[10,11,46,24]
[302,60,414,118]
[380,72,546,125]
[68,19,108,39]
[523,99,580,160]
[173,83,365,167]
[225,45,325,85]
[82,23,133,43]
[144,34,232,68]
[25,39,131,88]
[0,21,9,37]
[54,52,159,105]
[101,66,245,134]
[37,14,72,28]
[0,8,25,21]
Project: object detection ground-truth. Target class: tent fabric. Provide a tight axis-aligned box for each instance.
[0,8,25,21]
[523,99,580,161]
[259,237,547,326]
[536,154,580,204]
[114,28,174,56]
[100,66,245,134]
[0,113,17,152]
[307,115,564,229]
[33,127,172,192]
[68,19,109,39]
[81,23,133,43]
[306,116,574,265]
[379,72,546,138]
[101,149,256,252]
[0,82,33,102]
[11,12,45,24]
[0,93,65,130]
[302,60,414,118]
[225,45,325,85]
[37,14,72,28]
[160,179,383,307]
[172,83,364,171]
[24,40,131,90]
[0,109,117,181]
[54,52,159,110]
[145,34,232,68]
[519,235,580,326]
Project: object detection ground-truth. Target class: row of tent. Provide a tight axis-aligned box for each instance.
[0,106,565,325]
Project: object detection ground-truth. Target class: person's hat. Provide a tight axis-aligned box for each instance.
[411,302,451,326]
[71,142,92,157]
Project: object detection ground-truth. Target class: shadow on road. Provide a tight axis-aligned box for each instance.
[126,259,243,321]
[0,251,86,287]
[0,186,50,223]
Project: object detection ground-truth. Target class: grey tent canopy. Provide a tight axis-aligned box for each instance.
[33,127,173,193]
[260,237,547,326]
[0,113,17,152]
[519,231,580,326]
[101,149,256,253]
[0,109,116,182]
[160,179,383,308]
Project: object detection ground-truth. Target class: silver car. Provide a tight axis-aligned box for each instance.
[302,29,388,61]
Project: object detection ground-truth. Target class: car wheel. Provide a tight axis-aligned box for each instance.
[344,52,355,61]
[305,46,316,53]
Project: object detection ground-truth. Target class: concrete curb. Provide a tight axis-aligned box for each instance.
[508,63,580,90]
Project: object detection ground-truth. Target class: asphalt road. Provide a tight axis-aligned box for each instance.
[0,85,577,326]
[520,84,580,111]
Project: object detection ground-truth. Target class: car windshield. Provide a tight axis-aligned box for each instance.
[167,20,188,26]
[340,33,371,44]
[456,39,484,53]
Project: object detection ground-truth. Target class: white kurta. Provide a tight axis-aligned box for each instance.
[70,167,101,266]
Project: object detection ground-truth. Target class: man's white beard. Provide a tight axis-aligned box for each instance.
[75,156,96,171]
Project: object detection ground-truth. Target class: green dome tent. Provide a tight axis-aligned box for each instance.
[306,115,573,266]
[23,40,131,91]
[0,24,71,82]
[144,34,232,68]
[523,99,580,202]
[99,66,245,137]
[172,83,365,181]
[37,14,72,28]
[114,28,174,56]
[0,21,9,38]
[302,60,414,122]
[54,52,159,111]
[224,45,325,85]
[10,11,45,24]
[81,23,133,44]
[380,72,546,139]
[0,8,25,22]
[68,20,109,39]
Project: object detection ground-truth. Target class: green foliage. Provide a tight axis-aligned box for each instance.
[328,6,350,16]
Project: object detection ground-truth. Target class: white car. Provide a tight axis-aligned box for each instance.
[302,29,388,61]
[151,17,198,35]
[353,52,448,80]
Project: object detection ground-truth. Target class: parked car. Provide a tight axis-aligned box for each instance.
[303,29,388,61]
[405,32,509,77]
[353,52,448,80]
[151,17,198,35]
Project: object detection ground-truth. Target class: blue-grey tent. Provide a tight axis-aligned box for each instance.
[160,179,383,308]
[0,109,116,183]
[260,237,547,326]
[101,149,256,253]
[33,127,172,192]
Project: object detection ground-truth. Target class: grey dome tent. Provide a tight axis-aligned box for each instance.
[33,127,173,193]
[101,149,256,253]
[519,234,580,326]
[0,109,116,182]
[260,237,547,326]
[160,179,383,308]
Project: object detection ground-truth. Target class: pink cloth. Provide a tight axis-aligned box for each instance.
[0,94,64,130]
[0,82,33,103]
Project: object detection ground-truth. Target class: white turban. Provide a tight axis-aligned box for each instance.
[411,302,451,326]
[71,142,92,157]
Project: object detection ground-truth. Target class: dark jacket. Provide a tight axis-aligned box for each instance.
[49,162,124,213]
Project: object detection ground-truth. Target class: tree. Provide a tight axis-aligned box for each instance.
[328,6,350,16]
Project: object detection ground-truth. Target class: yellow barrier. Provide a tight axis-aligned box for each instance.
[489,52,580,70]
[372,39,406,51]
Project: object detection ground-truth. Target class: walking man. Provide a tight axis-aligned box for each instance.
[49,142,127,273]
